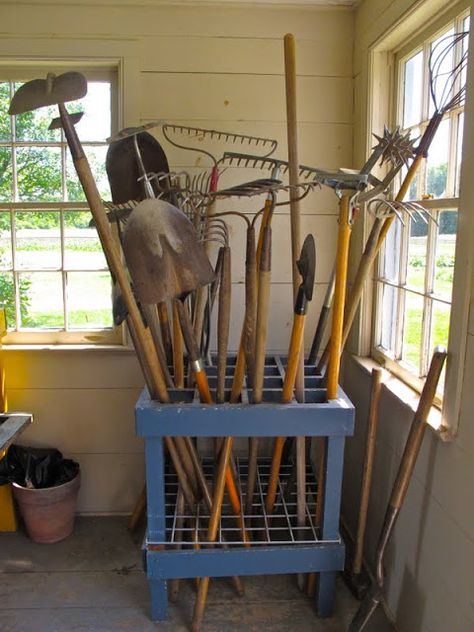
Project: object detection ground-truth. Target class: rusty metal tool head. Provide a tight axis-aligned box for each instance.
[9,72,87,115]
[106,126,171,204]
[295,233,316,313]
[122,198,215,305]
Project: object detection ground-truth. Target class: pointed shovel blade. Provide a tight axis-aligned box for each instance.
[297,234,316,302]
[122,198,215,305]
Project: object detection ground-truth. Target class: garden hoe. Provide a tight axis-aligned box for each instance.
[8,72,169,405]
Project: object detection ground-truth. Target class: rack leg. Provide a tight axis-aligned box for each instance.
[145,437,168,621]
[315,435,346,617]
[149,579,168,621]
[315,572,336,617]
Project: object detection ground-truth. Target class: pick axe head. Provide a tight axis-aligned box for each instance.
[297,234,316,303]
[122,198,215,304]
[8,72,87,115]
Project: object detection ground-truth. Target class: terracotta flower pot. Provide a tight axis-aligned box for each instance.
[12,472,81,544]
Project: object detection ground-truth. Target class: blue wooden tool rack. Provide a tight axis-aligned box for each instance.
[135,355,354,623]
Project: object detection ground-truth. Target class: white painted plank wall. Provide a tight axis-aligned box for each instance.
[344,1,474,631]
[0,1,354,512]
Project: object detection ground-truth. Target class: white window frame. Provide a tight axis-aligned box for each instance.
[365,0,472,438]
[0,62,123,346]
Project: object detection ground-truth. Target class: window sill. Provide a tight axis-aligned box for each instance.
[349,354,451,441]
[0,344,134,353]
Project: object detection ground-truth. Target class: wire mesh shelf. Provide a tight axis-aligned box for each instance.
[149,456,338,548]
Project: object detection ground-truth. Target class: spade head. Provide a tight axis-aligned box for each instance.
[297,234,316,302]
[122,198,215,305]
[9,72,87,115]
[106,131,171,204]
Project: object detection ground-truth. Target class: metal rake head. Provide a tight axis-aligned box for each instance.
[162,124,278,168]
[366,198,438,226]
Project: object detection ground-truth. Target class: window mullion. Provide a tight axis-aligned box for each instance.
[11,210,20,330]
[395,219,409,359]
[60,209,68,332]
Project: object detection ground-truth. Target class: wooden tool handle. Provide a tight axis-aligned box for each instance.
[353,367,383,575]
[174,299,213,404]
[390,347,446,509]
[284,33,304,402]
[157,301,173,366]
[244,226,257,387]
[217,246,231,403]
[172,301,184,388]
[265,436,286,515]
[192,436,234,632]
[256,198,274,269]
[282,313,305,403]
[252,226,272,404]
[326,193,352,400]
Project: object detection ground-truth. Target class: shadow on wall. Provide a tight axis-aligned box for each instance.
[395,565,427,632]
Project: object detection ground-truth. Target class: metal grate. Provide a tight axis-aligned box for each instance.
[153,456,339,548]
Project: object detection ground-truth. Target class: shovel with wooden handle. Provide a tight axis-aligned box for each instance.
[122,199,247,534]
[265,234,316,517]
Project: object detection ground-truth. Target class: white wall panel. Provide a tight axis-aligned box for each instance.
[0,0,353,513]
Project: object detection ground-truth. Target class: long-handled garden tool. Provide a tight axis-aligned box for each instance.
[349,346,447,631]
[316,30,468,375]
[122,197,248,535]
[346,366,383,599]
[264,234,316,518]
[9,72,169,405]
[107,123,175,366]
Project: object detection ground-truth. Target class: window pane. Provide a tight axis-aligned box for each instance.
[431,300,450,349]
[66,271,113,329]
[380,282,397,353]
[15,211,61,270]
[0,212,12,269]
[402,291,424,371]
[16,147,62,202]
[403,51,423,127]
[0,82,12,141]
[74,82,111,142]
[64,210,107,270]
[455,112,464,196]
[85,145,110,200]
[425,118,450,198]
[434,210,457,298]
[406,214,428,289]
[15,106,60,142]
[66,146,110,202]
[399,127,421,200]
[429,27,455,117]
[382,218,401,282]
[0,271,16,328]
[0,147,13,201]
[18,271,63,328]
